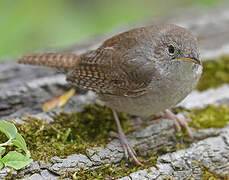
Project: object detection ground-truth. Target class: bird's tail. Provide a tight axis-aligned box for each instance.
[18,53,79,69]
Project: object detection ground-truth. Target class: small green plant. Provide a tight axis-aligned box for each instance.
[0,120,32,170]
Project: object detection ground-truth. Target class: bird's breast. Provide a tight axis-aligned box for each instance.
[100,64,202,117]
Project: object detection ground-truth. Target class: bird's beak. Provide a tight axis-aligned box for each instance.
[176,53,201,65]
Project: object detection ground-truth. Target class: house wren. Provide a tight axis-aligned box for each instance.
[18,24,202,166]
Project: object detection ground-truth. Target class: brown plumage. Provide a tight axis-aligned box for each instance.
[18,26,154,97]
[66,48,153,96]
[18,53,79,69]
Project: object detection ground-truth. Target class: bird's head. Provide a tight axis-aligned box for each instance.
[152,24,202,77]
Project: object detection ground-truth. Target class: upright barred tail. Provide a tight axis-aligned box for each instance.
[18,53,79,69]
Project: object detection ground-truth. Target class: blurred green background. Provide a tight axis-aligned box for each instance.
[0,0,226,62]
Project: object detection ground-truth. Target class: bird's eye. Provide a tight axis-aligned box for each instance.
[168,45,176,55]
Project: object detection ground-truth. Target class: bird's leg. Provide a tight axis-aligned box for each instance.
[112,109,143,166]
[163,109,193,138]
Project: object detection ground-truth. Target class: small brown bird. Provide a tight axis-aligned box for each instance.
[18,24,202,166]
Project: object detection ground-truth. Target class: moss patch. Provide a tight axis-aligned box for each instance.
[12,103,196,163]
[13,104,131,162]
[4,105,227,178]
[0,132,8,144]
[63,158,158,179]
[66,134,195,179]
[196,56,229,91]
[194,161,229,180]
[4,102,196,178]
[61,135,191,179]
[188,104,229,129]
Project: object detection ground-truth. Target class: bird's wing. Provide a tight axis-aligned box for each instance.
[67,48,154,97]
[67,28,154,97]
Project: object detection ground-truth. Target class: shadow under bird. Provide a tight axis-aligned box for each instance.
[18,24,202,166]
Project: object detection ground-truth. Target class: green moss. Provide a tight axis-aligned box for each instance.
[194,161,229,180]
[15,103,131,162]
[60,156,159,179]
[5,171,25,180]
[202,170,221,180]
[8,104,227,178]
[173,105,229,137]
[59,129,194,179]
[0,132,8,144]
[196,56,229,91]
[6,102,197,178]
[11,104,225,178]
[10,104,226,178]
[188,104,229,129]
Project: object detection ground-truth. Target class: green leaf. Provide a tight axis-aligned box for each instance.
[0,147,5,157]
[1,151,33,170]
[0,160,3,170]
[12,133,30,158]
[0,120,17,139]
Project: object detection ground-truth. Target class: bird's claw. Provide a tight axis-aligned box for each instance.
[164,109,193,138]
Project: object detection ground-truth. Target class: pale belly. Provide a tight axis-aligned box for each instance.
[100,85,192,117]
[100,64,202,117]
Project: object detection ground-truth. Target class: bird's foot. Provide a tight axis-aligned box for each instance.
[118,130,143,166]
[163,109,193,138]
[112,109,143,166]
